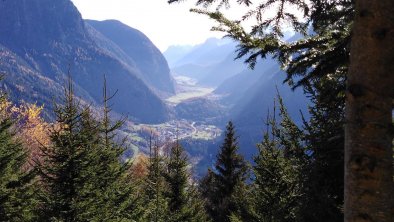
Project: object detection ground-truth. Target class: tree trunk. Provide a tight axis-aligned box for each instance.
[345,0,394,221]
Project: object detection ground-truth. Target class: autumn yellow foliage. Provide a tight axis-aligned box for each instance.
[0,98,50,168]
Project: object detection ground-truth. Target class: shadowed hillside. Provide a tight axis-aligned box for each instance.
[86,19,175,95]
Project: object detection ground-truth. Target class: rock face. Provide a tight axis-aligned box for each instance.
[0,0,87,52]
[86,20,175,95]
[0,0,172,123]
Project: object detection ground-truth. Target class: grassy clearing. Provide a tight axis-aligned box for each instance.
[192,131,212,140]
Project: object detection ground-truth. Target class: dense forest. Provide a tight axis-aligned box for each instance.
[0,0,393,221]
[0,75,342,221]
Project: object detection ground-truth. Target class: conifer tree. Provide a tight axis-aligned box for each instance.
[185,185,211,222]
[201,121,249,222]
[250,98,305,222]
[142,140,169,222]
[300,78,345,221]
[85,76,140,221]
[345,1,394,221]
[164,141,209,222]
[0,96,37,221]
[71,106,115,221]
[37,78,98,221]
[252,134,301,222]
[165,142,188,213]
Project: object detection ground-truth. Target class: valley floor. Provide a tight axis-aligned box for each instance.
[122,75,222,159]
[165,75,214,105]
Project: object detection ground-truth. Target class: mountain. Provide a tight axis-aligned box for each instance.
[172,38,235,67]
[86,19,175,95]
[175,98,225,123]
[227,70,309,159]
[168,38,245,87]
[214,57,279,106]
[163,45,193,67]
[171,63,214,82]
[198,52,245,87]
[0,0,172,123]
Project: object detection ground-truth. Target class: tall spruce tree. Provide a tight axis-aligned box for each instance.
[201,121,249,222]
[164,141,209,222]
[300,77,345,221]
[165,142,188,211]
[250,97,306,222]
[0,96,37,221]
[252,134,301,222]
[90,76,140,221]
[71,107,102,221]
[142,140,169,222]
[345,1,394,221]
[37,78,99,221]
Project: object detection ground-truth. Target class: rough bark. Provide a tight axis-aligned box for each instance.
[345,0,394,221]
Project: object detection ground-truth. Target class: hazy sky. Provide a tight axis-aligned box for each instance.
[70,0,227,52]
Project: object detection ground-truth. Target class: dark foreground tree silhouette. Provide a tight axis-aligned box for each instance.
[250,96,306,222]
[201,121,249,222]
[345,1,394,221]
[164,141,209,222]
[36,78,87,221]
[143,140,170,222]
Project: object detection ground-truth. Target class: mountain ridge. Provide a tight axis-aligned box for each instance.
[86,19,175,95]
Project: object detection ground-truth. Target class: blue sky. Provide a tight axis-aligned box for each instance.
[70,0,226,52]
